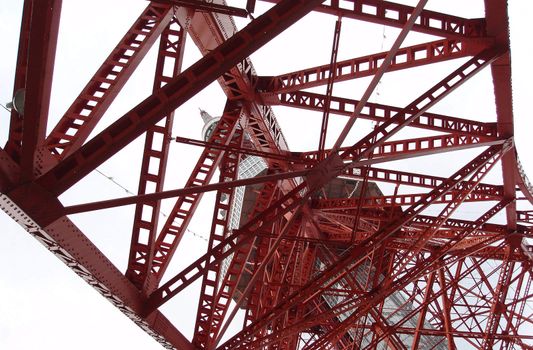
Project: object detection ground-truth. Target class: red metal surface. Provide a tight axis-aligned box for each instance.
[127,13,187,291]
[2,1,533,349]
[258,37,491,94]
[193,125,245,348]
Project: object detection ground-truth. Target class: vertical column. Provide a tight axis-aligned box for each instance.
[126,15,187,291]
[193,127,244,349]
[6,0,62,181]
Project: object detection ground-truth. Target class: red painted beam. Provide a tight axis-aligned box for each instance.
[341,166,503,197]
[484,0,518,236]
[317,18,342,160]
[4,1,32,163]
[36,0,324,196]
[192,129,245,348]
[314,190,500,210]
[173,135,300,164]
[127,16,187,291]
[302,134,502,165]
[482,251,515,349]
[260,0,487,38]
[259,38,491,93]
[17,0,62,181]
[152,0,249,18]
[271,90,497,137]
[146,102,242,289]
[62,168,307,216]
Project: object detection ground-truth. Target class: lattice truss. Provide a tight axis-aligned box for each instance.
[1,0,532,349]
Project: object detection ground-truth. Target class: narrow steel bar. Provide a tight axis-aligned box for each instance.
[18,0,62,181]
[410,271,437,349]
[63,169,308,215]
[260,0,486,38]
[193,127,244,349]
[273,90,497,137]
[173,135,301,164]
[438,267,457,350]
[342,166,502,193]
[260,38,490,93]
[318,18,342,160]
[152,0,249,18]
[126,16,187,291]
[332,0,429,151]
[481,250,515,349]
[484,0,517,235]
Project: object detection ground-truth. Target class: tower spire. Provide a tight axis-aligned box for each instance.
[199,108,213,124]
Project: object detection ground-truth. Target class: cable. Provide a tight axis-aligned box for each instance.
[95,169,135,195]
[1,103,11,113]
[94,168,209,242]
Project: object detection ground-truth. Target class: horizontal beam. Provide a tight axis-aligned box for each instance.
[313,190,501,210]
[301,134,503,164]
[342,166,503,195]
[62,169,307,215]
[270,90,497,137]
[261,0,487,38]
[258,38,491,93]
[152,0,249,17]
[173,136,301,164]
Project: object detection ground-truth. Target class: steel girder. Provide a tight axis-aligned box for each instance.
[2,1,533,350]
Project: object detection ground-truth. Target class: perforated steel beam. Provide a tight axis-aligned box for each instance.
[45,3,173,159]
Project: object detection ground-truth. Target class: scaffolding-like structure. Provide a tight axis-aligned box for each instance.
[1,1,532,349]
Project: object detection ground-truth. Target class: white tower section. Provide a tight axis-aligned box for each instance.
[198,109,268,289]
[200,108,221,142]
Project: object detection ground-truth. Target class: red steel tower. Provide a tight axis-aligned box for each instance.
[1,0,532,349]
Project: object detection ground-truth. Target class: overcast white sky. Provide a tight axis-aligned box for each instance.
[1,1,532,349]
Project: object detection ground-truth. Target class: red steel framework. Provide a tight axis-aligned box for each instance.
[1,0,533,349]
